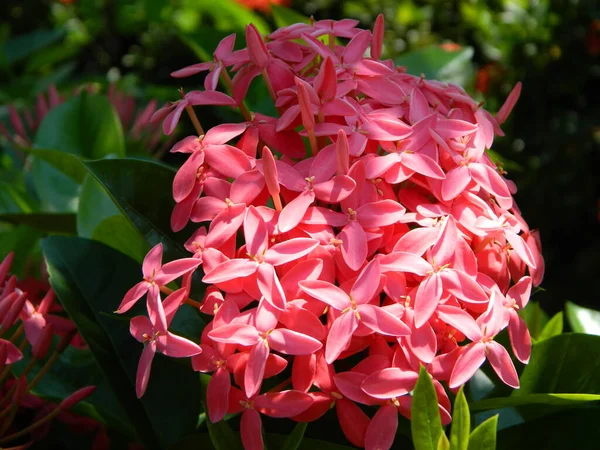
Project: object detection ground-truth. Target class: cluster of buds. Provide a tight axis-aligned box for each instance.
[121,17,544,450]
[0,84,172,156]
[0,252,101,447]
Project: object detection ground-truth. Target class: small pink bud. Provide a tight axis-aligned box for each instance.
[13,375,28,403]
[262,146,280,197]
[33,324,54,360]
[1,291,27,330]
[336,130,350,175]
[314,57,337,103]
[60,386,97,410]
[48,84,61,107]
[246,24,270,71]
[372,14,384,60]
[1,275,17,301]
[8,105,27,139]
[496,82,522,125]
[295,78,315,132]
[38,289,55,315]
[0,251,14,283]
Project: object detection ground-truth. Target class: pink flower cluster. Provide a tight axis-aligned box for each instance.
[121,17,544,450]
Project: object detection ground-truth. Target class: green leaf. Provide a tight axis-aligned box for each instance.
[271,5,310,28]
[394,46,474,86]
[496,407,600,450]
[206,413,243,450]
[77,175,121,237]
[0,172,37,213]
[516,333,600,396]
[2,28,65,64]
[0,225,42,275]
[92,215,148,263]
[470,393,600,411]
[34,92,125,158]
[29,92,125,212]
[467,415,497,450]
[282,422,308,450]
[41,236,202,449]
[83,158,193,261]
[565,302,600,335]
[450,387,470,450]
[518,301,548,340]
[412,366,444,450]
[21,147,87,183]
[438,433,450,450]
[0,212,76,233]
[536,312,563,341]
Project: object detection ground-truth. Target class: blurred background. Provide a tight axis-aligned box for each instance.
[1,0,599,316]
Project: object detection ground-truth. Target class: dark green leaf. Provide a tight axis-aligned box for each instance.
[516,333,600,396]
[467,415,497,450]
[2,29,65,64]
[565,302,600,335]
[206,413,243,450]
[83,158,193,261]
[282,422,308,450]
[450,387,469,450]
[0,225,42,275]
[0,212,76,233]
[267,435,358,450]
[497,407,600,450]
[470,393,600,411]
[41,236,202,449]
[411,366,444,450]
[536,312,563,341]
[518,301,548,340]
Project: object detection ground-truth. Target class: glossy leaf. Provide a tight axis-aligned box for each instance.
[41,236,202,449]
[92,215,148,263]
[565,302,600,335]
[536,312,563,341]
[450,387,470,450]
[412,366,444,450]
[467,415,497,450]
[77,174,121,238]
[282,422,308,450]
[516,333,600,396]
[470,393,600,411]
[83,158,193,261]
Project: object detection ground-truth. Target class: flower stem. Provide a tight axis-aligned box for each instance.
[26,330,75,393]
[220,70,253,122]
[185,106,205,136]
[0,405,62,444]
[159,285,202,309]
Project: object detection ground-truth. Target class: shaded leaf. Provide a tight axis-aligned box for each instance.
[470,393,600,411]
[77,174,121,238]
[0,212,76,233]
[41,236,202,449]
[282,422,308,450]
[2,28,65,64]
[271,5,310,28]
[92,215,148,263]
[394,46,474,86]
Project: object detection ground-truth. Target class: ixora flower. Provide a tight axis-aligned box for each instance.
[121,16,544,450]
